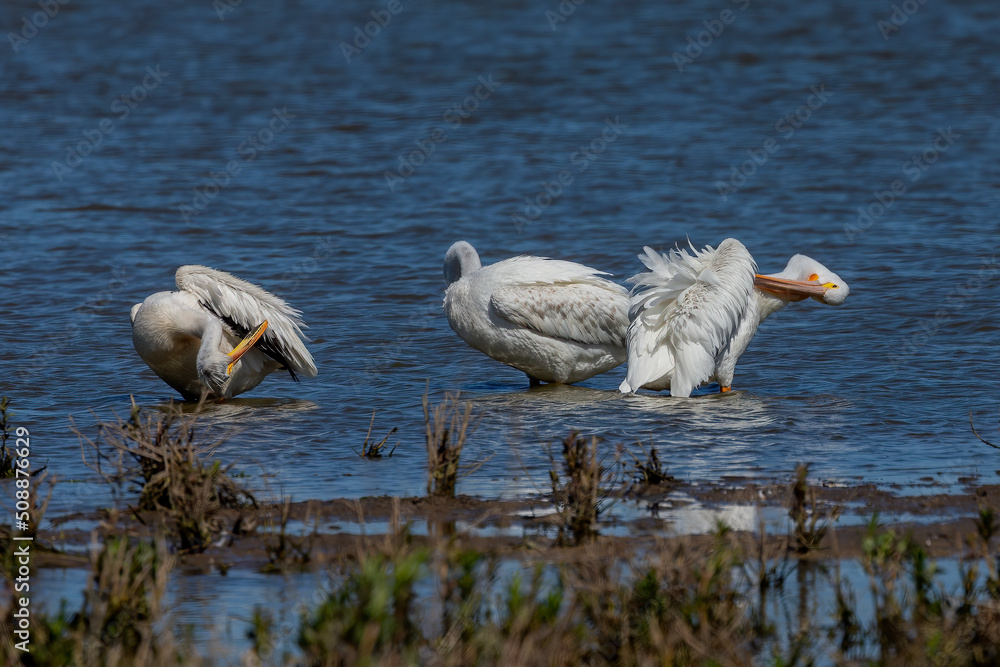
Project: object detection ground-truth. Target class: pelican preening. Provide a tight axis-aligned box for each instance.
[130,265,317,400]
[442,241,630,385]
[440,238,849,396]
[619,239,849,397]
[130,240,846,401]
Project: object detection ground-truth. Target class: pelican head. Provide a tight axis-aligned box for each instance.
[196,320,270,398]
[197,346,234,396]
[753,254,849,306]
[444,241,482,285]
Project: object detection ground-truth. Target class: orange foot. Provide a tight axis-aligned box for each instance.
[720,386,732,393]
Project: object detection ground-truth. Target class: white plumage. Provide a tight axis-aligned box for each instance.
[620,239,849,397]
[130,265,317,400]
[443,241,630,385]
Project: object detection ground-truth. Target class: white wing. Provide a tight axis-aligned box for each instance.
[621,239,755,396]
[488,257,629,347]
[176,265,317,378]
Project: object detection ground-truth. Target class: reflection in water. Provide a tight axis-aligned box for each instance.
[650,502,764,536]
[471,382,623,409]
[619,390,778,431]
[150,397,321,420]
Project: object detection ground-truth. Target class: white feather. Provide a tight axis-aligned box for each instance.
[621,241,851,397]
[620,239,756,397]
[130,265,316,400]
[443,243,629,384]
[175,266,316,378]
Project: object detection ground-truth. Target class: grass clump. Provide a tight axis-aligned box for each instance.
[76,399,255,553]
[73,535,177,665]
[1,530,194,667]
[548,432,619,546]
[260,496,318,573]
[623,439,674,487]
[290,507,1000,667]
[821,513,1000,665]
[246,605,292,665]
[0,396,14,478]
[355,411,398,459]
[788,463,840,554]
[19,469,56,541]
[298,531,428,666]
[423,390,477,498]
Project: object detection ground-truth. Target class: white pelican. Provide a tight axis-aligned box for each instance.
[130,265,317,400]
[619,239,849,397]
[443,241,630,385]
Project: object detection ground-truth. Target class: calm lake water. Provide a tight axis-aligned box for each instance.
[1,0,999,655]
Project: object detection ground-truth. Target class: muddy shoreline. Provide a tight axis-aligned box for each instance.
[34,477,1000,572]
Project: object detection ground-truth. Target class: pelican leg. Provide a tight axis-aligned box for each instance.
[720,386,732,393]
[526,373,541,387]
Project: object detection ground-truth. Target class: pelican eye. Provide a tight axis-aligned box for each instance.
[822,282,838,289]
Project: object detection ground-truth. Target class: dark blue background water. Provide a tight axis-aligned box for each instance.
[2,0,999,519]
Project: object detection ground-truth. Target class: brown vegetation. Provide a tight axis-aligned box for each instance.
[75,399,255,553]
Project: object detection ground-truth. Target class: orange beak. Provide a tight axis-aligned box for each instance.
[753,275,827,302]
[226,320,269,375]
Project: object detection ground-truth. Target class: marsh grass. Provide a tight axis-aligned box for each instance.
[260,496,319,573]
[291,510,1000,667]
[0,472,58,567]
[246,605,289,665]
[298,515,428,667]
[973,506,1000,601]
[355,411,398,459]
[75,399,255,553]
[8,486,1000,665]
[1,524,197,667]
[15,500,1000,667]
[622,439,674,487]
[17,398,1000,667]
[969,410,1000,451]
[0,396,14,478]
[547,432,623,546]
[423,390,483,498]
[22,469,55,540]
[788,463,841,554]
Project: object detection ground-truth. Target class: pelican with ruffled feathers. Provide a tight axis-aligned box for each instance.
[620,239,849,397]
[130,265,317,400]
[443,241,630,385]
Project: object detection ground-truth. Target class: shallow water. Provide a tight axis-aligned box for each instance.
[2,0,999,655]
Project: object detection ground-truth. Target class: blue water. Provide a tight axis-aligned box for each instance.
[1,0,999,655]
[3,0,998,502]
